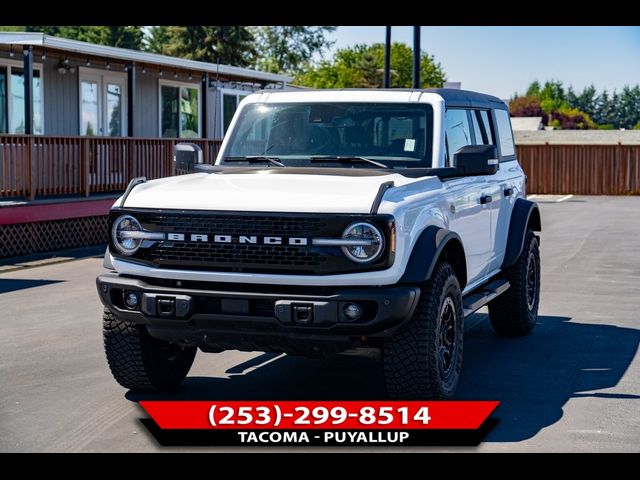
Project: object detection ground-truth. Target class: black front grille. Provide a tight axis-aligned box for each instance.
[109,209,394,275]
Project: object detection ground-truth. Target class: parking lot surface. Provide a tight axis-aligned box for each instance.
[1,196,639,452]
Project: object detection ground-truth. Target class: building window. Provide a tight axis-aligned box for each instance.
[160,80,200,138]
[221,89,248,135]
[0,61,44,134]
[79,68,127,136]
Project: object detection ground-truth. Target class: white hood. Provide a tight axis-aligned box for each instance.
[122,170,428,214]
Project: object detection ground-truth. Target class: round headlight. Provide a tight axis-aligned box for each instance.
[112,215,143,255]
[341,222,384,263]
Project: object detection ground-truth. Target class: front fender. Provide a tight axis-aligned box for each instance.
[399,226,467,289]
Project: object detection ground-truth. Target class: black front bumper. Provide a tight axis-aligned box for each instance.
[96,274,420,355]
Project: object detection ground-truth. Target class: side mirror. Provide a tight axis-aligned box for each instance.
[454,144,499,176]
[174,143,203,173]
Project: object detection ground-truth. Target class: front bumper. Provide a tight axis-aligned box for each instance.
[96,274,420,355]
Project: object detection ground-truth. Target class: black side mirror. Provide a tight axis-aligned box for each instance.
[174,143,203,173]
[454,144,499,176]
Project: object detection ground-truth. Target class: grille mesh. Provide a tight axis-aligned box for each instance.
[111,210,391,275]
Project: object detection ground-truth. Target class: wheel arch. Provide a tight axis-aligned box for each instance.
[502,198,542,268]
[399,225,468,290]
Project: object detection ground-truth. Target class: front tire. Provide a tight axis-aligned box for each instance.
[488,229,540,336]
[384,262,464,399]
[103,309,197,392]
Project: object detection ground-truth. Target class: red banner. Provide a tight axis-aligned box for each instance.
[140,400,499,430]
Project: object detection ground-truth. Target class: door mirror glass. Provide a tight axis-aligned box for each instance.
[454,144,499,176]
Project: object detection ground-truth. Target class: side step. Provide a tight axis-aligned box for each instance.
[462,279,510,318]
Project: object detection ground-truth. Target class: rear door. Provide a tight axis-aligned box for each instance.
[486,109,521,270]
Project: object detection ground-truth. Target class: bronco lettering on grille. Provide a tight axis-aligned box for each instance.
[166,233,308,246]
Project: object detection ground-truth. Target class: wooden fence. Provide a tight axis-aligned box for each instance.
[0,135,222,200]
[2,136,640,199]
[517,144,640,195]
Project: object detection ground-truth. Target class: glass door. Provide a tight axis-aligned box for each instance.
[79,68,127,136]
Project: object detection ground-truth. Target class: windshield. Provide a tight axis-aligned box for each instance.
[222,102,434,168]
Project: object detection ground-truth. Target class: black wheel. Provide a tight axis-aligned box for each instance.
[384,262,464,399]
[103,309,197,391]
[489,229,540,336]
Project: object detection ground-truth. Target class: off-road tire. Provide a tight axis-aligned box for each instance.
[103,309,197,391]
[384,262,464,399]
[489,229,540,336]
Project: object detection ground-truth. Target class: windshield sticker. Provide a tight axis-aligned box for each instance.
[404,139,416,152]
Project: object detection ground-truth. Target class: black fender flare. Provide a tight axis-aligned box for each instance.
[399,225,467,289]
[502,198,542,268]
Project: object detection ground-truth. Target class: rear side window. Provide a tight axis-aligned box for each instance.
[495,109,515,158]
[471,110,494,145]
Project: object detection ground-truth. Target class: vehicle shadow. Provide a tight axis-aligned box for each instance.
[126,314,640,443]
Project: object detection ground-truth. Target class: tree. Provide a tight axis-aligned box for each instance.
[509,95,544,118]
[296,42,446,89]
[144,26,170,55]
[250,26,335,74]
[574,85,597,116]
[162,26,255,66]
[526,80,541,97]
[539,80,567,114]
[1,26,144,49]
[548,107,596,130]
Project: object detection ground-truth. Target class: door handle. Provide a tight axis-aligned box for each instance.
[504,187,514,197]
[480,195,492,205]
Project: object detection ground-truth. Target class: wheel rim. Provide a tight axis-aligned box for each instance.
[526,251,537,311]
[437,296,457,380]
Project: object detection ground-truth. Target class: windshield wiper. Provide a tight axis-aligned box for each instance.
[309,156,390,169]
[224,156,284,167]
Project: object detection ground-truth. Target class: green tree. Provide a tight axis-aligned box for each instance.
[250,26,335,74]
[1,26,144,49]
[539,80,567,114]
[574,85,597,116]
[144,26,170,54]
[296,42,446,89]
[526,80,541,97]
[162,26,255,66]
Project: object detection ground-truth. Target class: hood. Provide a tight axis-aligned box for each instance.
[122,168,430,214]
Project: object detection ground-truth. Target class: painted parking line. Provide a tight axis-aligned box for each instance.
[557,194,574,203]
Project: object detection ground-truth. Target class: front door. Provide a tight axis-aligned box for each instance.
[444,109,493,288]
[79,68,127,136]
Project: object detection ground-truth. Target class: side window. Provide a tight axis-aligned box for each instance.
[495,109,515,158]
[470,110,494,145]
[445,109,472,166]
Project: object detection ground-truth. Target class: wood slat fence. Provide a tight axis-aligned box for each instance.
[2,136,639,199]
[0,135,221,200]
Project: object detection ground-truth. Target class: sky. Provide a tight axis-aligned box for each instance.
[326,26,640,99]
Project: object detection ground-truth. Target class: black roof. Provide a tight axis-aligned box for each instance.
[426,88,508,109]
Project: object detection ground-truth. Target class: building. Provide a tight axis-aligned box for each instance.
[0,32,292,142]
[0,31,292,259]
[511,117,544,131]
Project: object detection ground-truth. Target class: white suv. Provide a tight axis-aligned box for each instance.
[97,88,542,399]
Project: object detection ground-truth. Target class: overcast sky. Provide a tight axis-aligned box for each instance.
[328,26,640,99]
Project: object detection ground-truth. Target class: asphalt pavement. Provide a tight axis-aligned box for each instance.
[1,195,639,452]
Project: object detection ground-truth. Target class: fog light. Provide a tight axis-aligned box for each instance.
[343,303,363,321]
[124,291,139,309]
